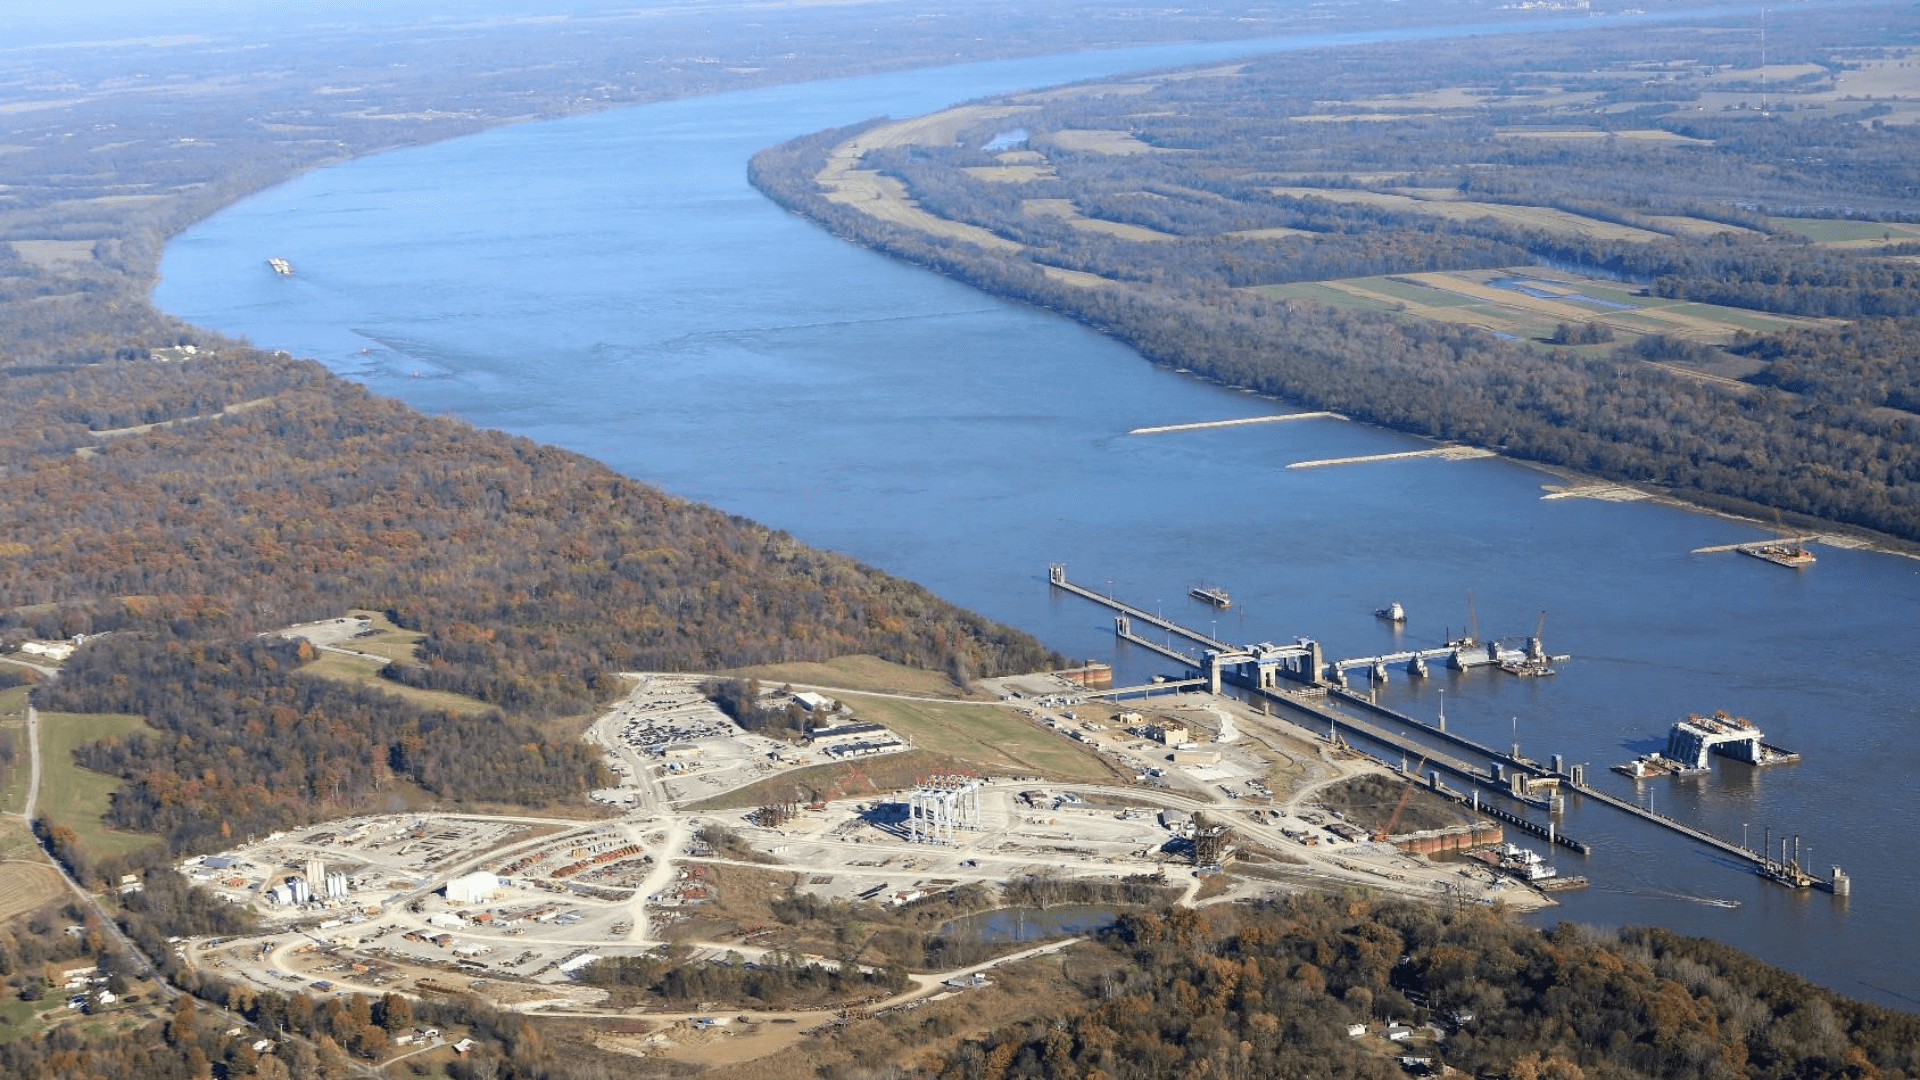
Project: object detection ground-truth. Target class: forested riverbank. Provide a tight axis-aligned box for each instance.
[750,7,1920,542]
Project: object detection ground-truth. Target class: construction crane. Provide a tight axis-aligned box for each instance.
[1528,610,1547,664]
[1375,753,1430,842]
[1446,589,1480,648]
[818,759,874,804]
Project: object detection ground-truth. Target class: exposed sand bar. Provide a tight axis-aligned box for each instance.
[1691,536,1824,555]
[1129,411,1340,436]
[1287,445,1496,469]
[1540,484,1650,502]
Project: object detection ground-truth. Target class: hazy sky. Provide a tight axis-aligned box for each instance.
[0,0,693,47]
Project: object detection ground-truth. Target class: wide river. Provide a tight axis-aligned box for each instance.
[157,24,1920,1008]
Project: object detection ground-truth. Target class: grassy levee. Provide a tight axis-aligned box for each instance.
[837,693,1125,784]
[689,749,988,812]
[726,654,979,698]
[693,717,1122,810]
[35,710,160,859]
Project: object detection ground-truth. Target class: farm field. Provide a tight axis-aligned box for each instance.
[0,861,66,923]
[33,710,159,859]
[1266,187,1676,242]
[1248,266,1842,348]
[1768,216,1920,245]
[1022,198,1178,241]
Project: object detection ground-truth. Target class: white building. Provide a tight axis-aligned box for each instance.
[556,953,602,977]
[19,641,74,661]
[445,871,503,904]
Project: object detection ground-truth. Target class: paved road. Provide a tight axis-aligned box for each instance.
[510,933,1090,1020]
[0,656,58,679]
[20,703,40,821]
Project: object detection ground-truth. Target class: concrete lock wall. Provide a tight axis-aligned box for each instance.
[1393,823,1504,855]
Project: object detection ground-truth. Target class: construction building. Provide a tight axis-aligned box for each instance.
[906,775,982,845]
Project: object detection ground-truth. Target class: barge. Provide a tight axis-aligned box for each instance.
[1470,842,1584,890]
[1188,585,1231,608]
[1741,541,1815,568]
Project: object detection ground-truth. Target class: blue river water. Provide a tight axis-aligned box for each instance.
[155,25,1920,1008]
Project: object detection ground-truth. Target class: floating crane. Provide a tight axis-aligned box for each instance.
[1500,610,1561,676]
[1742,509,1816,569]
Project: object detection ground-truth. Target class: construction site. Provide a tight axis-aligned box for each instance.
[172,662,1551,1024]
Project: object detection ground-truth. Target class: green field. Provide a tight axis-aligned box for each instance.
[836,693,1121,783]
[1767,216,1915,242]
[1360,277,1484,306]
[0,993,74,1045]
[0,686,28,816]
[302,651,496,716]
[690,749,981,811]
[726,654,975,699]
[0,819,41,861]
[1250,268,1831,351]
[1661,301,1807,333]
[35,711,160,859]
[1567,282,1644,305]
[687,697,1125,812]
[335,608,433,663]
[1249,281,1401,312]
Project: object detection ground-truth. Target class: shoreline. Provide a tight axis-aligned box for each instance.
[1144,359,1920,564]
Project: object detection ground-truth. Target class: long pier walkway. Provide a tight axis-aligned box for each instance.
[1114,619,1202,667]
[1128,411,1340,436]
[1083,678,1208,700]
[1048,566,1231,652]
[1286,446,1496,470]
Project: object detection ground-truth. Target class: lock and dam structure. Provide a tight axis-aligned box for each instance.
[1047,565,1847,896]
